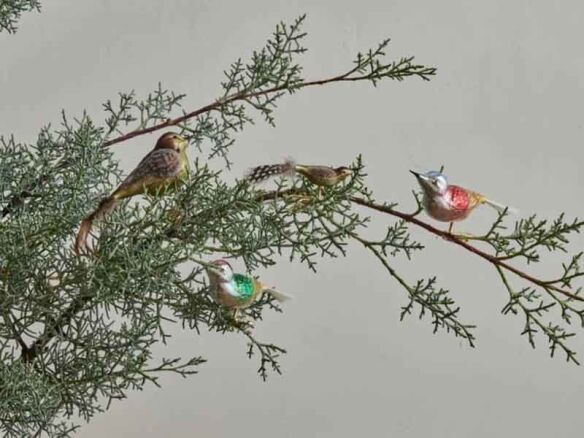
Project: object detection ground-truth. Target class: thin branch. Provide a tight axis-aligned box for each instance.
[349,196,583,303]
[1,64,433,220]
[1,309,29,353]
[20,291,92,363]
[103,68,430,147]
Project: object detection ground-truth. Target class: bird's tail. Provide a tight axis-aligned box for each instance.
[483,197,518,215]
[246,159,296,184]
[74,196,118,255]
[264,287,292,303]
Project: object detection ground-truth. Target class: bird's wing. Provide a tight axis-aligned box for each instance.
[233,274,255,300]
[127,149,182,181]
[115,149,182,195]
[296,165,335,179]
[447,185,471,210]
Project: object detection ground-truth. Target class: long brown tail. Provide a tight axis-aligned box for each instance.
[74,196,118,255]
[246,159,296,184]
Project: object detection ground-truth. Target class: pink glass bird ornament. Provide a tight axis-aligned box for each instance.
[410,170,513,234]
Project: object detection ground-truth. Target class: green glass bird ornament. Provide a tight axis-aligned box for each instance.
[206,259,290,312]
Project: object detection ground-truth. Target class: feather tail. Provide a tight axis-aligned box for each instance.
[264,287,292,302]
[74,196,118,255]
[483,197,518,215]
[246,159,296,184]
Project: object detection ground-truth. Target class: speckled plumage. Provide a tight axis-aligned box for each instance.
[246,161,294,183]
[246,160,352,187]
[74,132,189,255]
[113,147,188,198]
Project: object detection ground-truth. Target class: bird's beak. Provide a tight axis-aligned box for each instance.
[410,170,432,183]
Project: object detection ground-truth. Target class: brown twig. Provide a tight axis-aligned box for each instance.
[21,292,91,363]
[1,71,384,220]
[102,73,360,147]
[17,185,580,365]
[349,196,584,303]
[258,188,582,302]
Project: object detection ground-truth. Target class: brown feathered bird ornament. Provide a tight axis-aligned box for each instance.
[74,132,189,255]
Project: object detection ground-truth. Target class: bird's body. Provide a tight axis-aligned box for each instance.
[74,132,189,255]
[210,273,263,309]
[295,165,350,187]
[422,184,485,222]
[206,259,290,310]
[112,147,189,199]
[247,159,352,187]
[411,170,511,231]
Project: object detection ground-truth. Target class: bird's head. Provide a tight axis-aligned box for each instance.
[410,170,448,195]
[155,132,189,153]
[335,166,353,181]
[206,259,234,282]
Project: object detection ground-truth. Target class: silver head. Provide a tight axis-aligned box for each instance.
[207,259,234,282]
[410,170,449,195]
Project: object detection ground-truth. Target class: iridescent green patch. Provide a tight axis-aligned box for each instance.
[233,274,254,300]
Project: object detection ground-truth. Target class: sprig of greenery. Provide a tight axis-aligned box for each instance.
[355,233,476,345]
[350,196,583,362]
[349,38,436,85]
[102,85,186,140]
[1,16,439,435]
[0,0,40,34]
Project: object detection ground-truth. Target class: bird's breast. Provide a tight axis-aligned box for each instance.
[424,191,471,222]
[212,281,254,309]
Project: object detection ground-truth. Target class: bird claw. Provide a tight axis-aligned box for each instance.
[442,223,475,242]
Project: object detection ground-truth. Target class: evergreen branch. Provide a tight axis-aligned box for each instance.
[497,266,581,364]
[20,289,93,363]
[0,0,40,34]
[352,233,476,345]
[142,356,206,383]
[102,26,434,148]
[496,215,583,262]
[349,196,583,303]
[243,329,286,381]
[102,67,433,148]
[1,17,433,218]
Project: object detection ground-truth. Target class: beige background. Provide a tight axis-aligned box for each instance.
[2,1,584,437]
